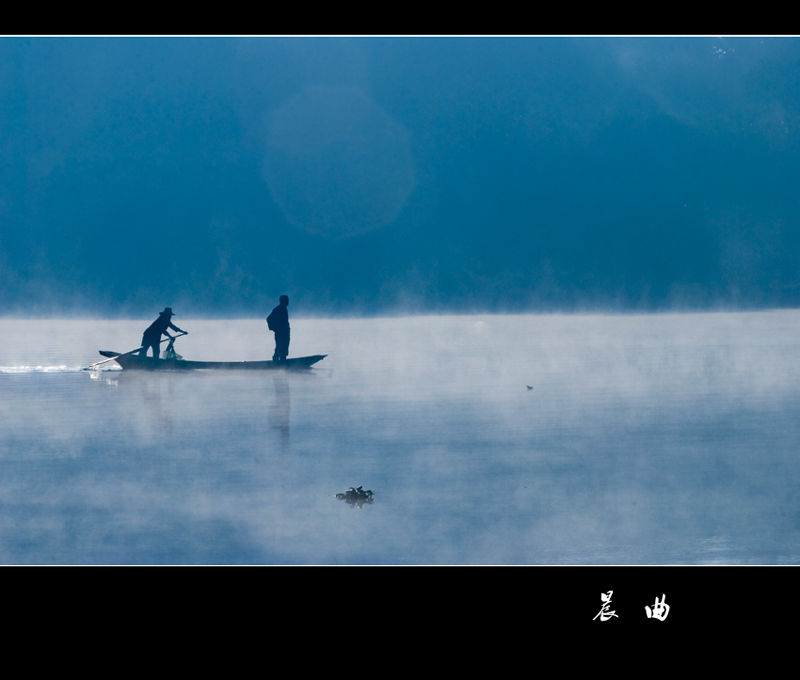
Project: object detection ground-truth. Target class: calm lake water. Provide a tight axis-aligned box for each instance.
[2,312,800,564]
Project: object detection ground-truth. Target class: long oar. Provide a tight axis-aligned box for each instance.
[85,332,187,370]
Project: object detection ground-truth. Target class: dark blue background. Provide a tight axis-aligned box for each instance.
[3,37,799,316]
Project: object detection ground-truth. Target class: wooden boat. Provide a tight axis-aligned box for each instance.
[98,351,326,371]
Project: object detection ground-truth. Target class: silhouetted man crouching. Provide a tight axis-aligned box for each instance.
[141,307,187,359]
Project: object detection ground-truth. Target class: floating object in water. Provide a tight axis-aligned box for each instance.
[336,486,374,508]
[527,385,533,390]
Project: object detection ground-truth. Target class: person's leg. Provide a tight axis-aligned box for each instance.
[275,333,289,361]
[141,342,158,358]
[141,334,159,358]
[278,334,289,361]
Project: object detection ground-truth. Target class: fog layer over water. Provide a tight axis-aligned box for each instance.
[2,312,799,564]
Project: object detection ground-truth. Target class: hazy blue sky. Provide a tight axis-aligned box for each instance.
[3,37,800,316]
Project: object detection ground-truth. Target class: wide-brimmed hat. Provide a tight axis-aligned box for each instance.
[160,307,174,316]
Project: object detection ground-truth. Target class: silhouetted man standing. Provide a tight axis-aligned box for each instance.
[267,295,290,361]
[141,307,187,359]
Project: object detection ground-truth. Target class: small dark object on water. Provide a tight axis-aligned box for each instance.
[527,385,533,390]
[336,486,374,508]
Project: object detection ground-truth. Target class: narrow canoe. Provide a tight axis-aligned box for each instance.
[99,351,326,371]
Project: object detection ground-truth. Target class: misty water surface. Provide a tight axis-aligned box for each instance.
[1,312,800,564]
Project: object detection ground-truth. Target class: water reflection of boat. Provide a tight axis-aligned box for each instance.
[98,351,326,371]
